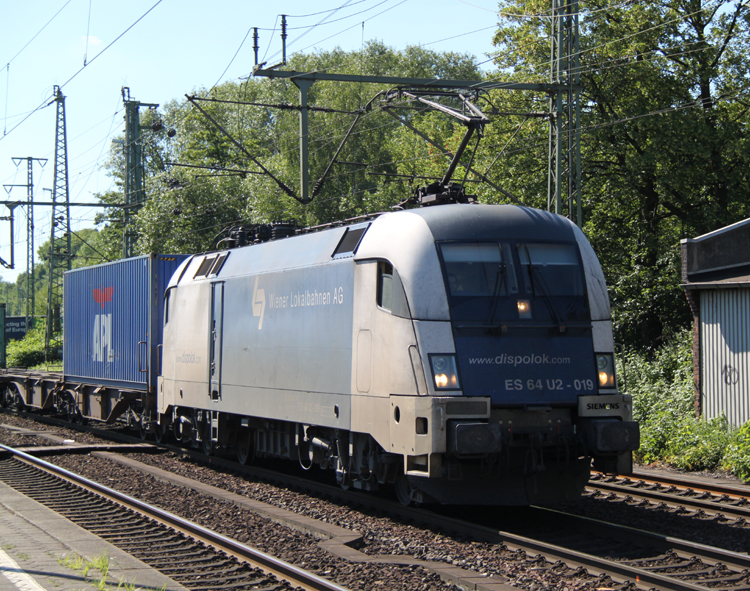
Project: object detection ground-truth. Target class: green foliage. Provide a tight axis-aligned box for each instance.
[664,416,732,472]
[6,326,47,368]
[620,330,696,464]
[490,0,750,349]
[58,551,144,591]
[0,277,23,316]
[722,422,750,482]
[622,330,750,478]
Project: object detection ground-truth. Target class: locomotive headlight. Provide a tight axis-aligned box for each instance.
[596,353,616,389]
[517,299,532,319]
[430,354,460,390]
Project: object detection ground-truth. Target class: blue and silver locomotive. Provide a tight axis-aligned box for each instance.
[156,203,638,505]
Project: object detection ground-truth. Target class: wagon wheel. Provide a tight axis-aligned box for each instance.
[236,429,254,465]
[65,392,81,423]
[154,417,169,444]
[5,385,23,411]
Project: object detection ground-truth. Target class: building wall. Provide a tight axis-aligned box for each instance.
[700,289,750,426]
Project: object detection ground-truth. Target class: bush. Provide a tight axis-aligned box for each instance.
[6,326,47,368]
[665,415,732,471]
[722,422,750,482]
[621,329,735,472]
[619,330,697,465]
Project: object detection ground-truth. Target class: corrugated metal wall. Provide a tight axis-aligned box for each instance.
[700,289,750,426]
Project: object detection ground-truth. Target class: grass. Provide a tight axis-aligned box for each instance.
[56,552,159,591]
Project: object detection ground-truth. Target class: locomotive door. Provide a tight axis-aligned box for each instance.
[209,282,224,401]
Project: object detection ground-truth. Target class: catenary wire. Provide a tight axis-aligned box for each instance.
[0,0,73,75]
[0,0,165,144]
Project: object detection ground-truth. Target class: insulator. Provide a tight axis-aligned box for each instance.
[271,222,296,240]
[312,178,325,197]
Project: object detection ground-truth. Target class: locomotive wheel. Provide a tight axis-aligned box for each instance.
[173,419,184,442]
[236,429,254,465]
[394,472,414,507]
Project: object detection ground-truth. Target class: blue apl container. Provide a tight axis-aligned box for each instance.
[63,254,189,391]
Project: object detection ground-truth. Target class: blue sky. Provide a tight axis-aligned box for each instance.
[0,0,503,282]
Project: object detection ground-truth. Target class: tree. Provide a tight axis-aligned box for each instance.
[488,0,750,349]
[93,43,483,255]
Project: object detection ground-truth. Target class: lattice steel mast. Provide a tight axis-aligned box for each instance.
[5,157,47,330]
[45,85,71,360]
[548,0,581,224]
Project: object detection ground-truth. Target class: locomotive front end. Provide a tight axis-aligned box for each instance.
[358,204,639,505]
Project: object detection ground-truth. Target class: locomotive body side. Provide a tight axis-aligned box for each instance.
[160,228,359,429]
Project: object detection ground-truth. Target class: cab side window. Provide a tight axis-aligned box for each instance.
[377,261,393,310]
[376,260,410,318]
[164,289,172,324]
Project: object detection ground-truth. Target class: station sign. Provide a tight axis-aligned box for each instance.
[5,316,27,341]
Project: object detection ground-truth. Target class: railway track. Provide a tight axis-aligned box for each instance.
[0,443,349,591]
[4,411,750,591]
[475,505,750,591]
[587,471,750,524]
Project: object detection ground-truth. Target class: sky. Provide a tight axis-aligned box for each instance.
[0,0,503,284]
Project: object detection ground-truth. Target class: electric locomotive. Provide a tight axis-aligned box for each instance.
[157,203,638,505]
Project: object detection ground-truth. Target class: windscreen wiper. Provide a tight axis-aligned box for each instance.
[520,244,565,332]
[486,262,507,326]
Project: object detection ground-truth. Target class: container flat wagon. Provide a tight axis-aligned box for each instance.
[1,254,187,425]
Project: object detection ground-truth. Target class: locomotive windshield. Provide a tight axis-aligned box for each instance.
[439,241,588,325]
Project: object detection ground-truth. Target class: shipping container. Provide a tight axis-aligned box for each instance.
[63,254,189,391]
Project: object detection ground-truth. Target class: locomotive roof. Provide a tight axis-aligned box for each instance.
[170,204,600,322]
[397,204,577,243]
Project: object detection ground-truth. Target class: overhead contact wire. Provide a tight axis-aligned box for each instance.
[0,0,164,143]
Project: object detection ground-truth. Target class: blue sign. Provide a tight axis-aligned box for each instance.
[455,335,596,406]
[5,316,27,341]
